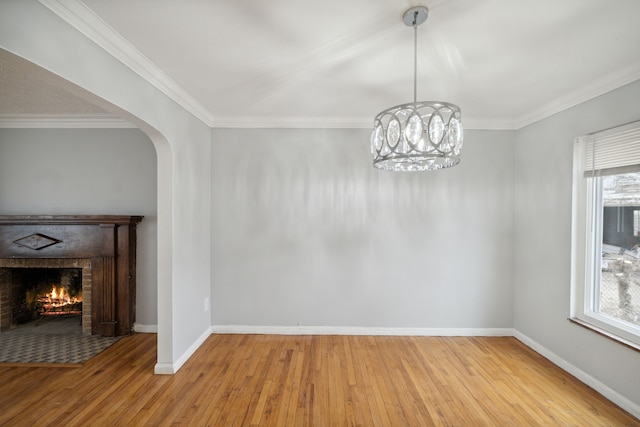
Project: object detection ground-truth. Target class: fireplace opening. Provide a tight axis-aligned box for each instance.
[1,259,92,335]
[9,268,83,331]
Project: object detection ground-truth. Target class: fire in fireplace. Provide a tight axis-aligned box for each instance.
[38,284,83,316]
[12,268,83,325]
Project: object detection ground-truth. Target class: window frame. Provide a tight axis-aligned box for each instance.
[571,128,640,350]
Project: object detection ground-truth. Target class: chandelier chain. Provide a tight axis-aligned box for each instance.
[413,17,418,104]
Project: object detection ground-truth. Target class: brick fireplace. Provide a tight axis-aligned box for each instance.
[0,215,142,337]
[0,258,91,335]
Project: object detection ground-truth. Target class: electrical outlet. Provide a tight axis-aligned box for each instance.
[204,297,210,312]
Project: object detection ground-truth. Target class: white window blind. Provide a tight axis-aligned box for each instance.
[582,120,640,177]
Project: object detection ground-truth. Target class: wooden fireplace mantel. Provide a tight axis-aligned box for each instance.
[0,215,143,225]
[0,215,143,336]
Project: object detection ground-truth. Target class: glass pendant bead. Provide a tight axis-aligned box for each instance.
[387,118,401,148]
[448,117,463,147]
[405,114,423,146]
[371,123,383,154]
[428,113,444,145]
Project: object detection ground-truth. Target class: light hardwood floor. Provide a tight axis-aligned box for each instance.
[0,333,638,426]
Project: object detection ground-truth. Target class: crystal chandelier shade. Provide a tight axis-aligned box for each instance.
[371,6,464,172]
[371,101,463,171]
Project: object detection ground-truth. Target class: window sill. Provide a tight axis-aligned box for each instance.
[569,317,640,353]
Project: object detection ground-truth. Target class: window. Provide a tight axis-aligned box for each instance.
[572,121,640,348]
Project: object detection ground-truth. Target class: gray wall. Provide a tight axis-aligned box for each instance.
[1,1,213,371]
[211,128,515,329]
[0,128,157,326]
[514,79,640,405]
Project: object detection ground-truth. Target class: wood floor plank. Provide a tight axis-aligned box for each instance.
[0,333,638,426]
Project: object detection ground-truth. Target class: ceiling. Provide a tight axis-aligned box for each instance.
[0,53,109,115]
[2,0,640,129]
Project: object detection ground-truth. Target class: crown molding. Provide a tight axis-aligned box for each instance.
[461,117,517,131]
[35,0,640,133]
[210,116,517,130]
[38,0,216,127]
[0,113,514,131]
[515,65,640,129]
[211,116,373,129]
[0,113,134,129]
[30,0,520,133]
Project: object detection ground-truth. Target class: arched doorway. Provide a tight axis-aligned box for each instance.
[0,48,173,369]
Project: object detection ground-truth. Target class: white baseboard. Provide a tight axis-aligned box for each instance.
[210,324,514,337]
[133,323,158,333]
[153,363,175,375]
[150,323,640,419]
[513,330,640,420]
[155,325,510,374]
[154,326,212,375]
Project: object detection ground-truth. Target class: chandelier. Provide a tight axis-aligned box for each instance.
[371,6,463,171]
